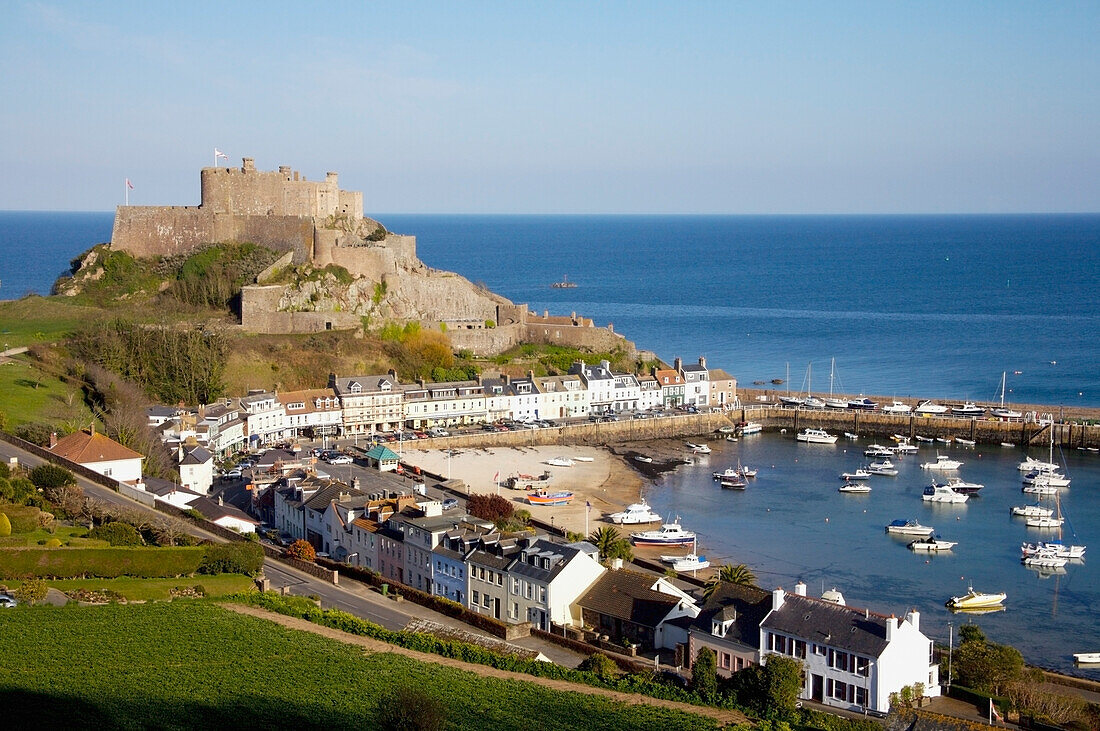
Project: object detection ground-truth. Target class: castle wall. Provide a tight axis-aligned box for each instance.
[111,206,214,258]
[240,285,362,333]
[447,324,526,356]
[212,215,315,262]
[199,161,348,218]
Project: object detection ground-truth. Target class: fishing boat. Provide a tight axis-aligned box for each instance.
[737,421,763,435]
[847,397,877,411]
[686,442,712,455]
[946,587,1006,610]
[630,520,697,546]
[738,462,758,478]
[921,454,962,470]
[608,499,663,525]
[867,459,899,476]
[922,483,968,503]
[662,553,710,572]
[720,472,748,489]
[796,428,838,444]
[526,489,575,506]
[885,519,935,537]
[892,439,919,455]
[991,372,1023,420]
[1011,504,1054,518]
[550,274,577,288]
[937,477,984,494]
[915,400,948,415]
[839,468,872,480]
[545,457,575,467]
[838,480,872,494]
[908,537,957,552]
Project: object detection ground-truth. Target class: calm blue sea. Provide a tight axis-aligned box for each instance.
[2,211,1099,671]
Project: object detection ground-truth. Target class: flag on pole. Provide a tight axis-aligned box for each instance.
[989,699,1002,724]
[493,471,499,482]
[215,148,228,160]
[126,179,134,190]
[586,500,592,513]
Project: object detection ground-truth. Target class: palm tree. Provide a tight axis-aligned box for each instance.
[703,562,757,600]
[587,526,633,564]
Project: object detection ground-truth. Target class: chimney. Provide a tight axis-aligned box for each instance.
[217,495,224,506]
[611,558,623,570]
[242,157,255,172]
[886,615,898,642]
[772,587,786,610]
[49,432,58,449]
[527,370,535,380]
[906,609,920,632]
[352,477,361,490]
[699,356,707,369]
[502,374,510,386]
[674,357,683,372]
[177,444,185,463]
[388,368,398,380]
[794,580,807,596]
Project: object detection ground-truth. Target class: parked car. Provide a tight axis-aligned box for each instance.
[225,469,243,480]
[326,455,353,465]
[441,498,459,511]
[0,594,17,608]
[428,427,450,437]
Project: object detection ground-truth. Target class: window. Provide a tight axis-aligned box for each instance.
[472,590,479,605]
[539,586,546,603]
[481,594,489,608]
[512,578,519,594]
[720,652,731,670]
[510,602,518,619]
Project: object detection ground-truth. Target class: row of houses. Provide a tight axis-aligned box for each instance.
[42,426,939,716]
[149,356,737,464]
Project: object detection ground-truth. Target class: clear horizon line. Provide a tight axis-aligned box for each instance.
[3,208,1100,217]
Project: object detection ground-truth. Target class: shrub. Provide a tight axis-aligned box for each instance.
[13,578,48,604]
[691,647,718,702]
[0,477,12,500]
[577,653,618,679]
[374,683,447,731]
[44,538,62,548]
[285,540,316,562]
[0,513,10,537]
[87,522,144,547]
[466,494,514,523]
[29,464,76,489]
[198,542,264,575]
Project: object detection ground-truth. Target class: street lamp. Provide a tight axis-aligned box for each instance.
[947,621,953,690]
[346,552,359,567]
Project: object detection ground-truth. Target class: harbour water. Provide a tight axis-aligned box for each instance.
[642,433,1099,676]
[2,211,1098,671]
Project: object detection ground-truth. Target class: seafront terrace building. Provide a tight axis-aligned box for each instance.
[533,374,589,419]
[708,368,738,410]
[401,378,487,429]
[611,372,642,413]
[654,367,685,409]
[678,357,711,408]
[330,373,403,436]
[239,391,289,448]
[570,360,616,415]
[278,388,343,438]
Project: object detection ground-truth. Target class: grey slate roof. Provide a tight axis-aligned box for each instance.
[180,446,212,466]
[142,477,203,499]
[577,570,682,629]
[507,538,582,583]
[690,582,773,649]
[761,593,893,657]
[190,497,259,524]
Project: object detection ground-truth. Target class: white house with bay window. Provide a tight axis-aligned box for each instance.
[758,583,939,716]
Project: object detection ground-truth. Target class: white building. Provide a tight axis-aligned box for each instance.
[570,360,616,415]
[402,379,487,429]
[189,496,261,533]
[279,388,343,438]
[678,357,711,408]
[331,373,404,436]
[505,538,606,630]
[239,391,288,448]
[178,443,214,494]
[610,372,642,413]
[533,374,589,420]
[637,374,663,412]
[200,401,246,457]
[759,584,939,716]
[48,429,144,486]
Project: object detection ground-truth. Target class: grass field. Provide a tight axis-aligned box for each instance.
[0,358,94,427]
[0,602,721,730]
[0,575,255,600]
[0,297,100,348]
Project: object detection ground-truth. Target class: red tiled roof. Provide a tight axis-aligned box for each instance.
[49,429,144,464]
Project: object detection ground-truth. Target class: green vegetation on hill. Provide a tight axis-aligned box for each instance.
[0,602,722,730]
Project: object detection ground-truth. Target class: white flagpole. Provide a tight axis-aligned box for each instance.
[124,179,128,206]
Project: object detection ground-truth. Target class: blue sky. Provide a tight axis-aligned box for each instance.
[2,1,1098,213]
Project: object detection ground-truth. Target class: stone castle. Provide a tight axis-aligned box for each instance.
[109,157,637,358]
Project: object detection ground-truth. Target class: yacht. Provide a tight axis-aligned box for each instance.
[922,483,969,503]
[630,521,697,546]
[1022,470,1071,488]
[951,402,985,418]
[914,400,948,415]
[1018,456,1058,472]
[885,519,935,537]
[1011,504,1054,518]
[881,400,912,414]
[847,397,877,411]
[867,459,898,476]
[921,454,963,470]
[796,428,838,444]
[946,587,1006,610]
[838,480,872,494]
[1021,541,1085,560]
[938,477,984,494]
[908,537,957,552]
[608,499,663,525]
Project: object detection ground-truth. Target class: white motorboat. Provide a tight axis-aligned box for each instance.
[634,455,653,463]
[738,461,758,478]
[885,519,935,537]
[838,480,872,493]
[908,537,957,552]
[1074,653,1100,665]
[737,421,763,435]
[796,428,838,444]
[545,457,575,467]
[938,477,984,494]
[843,432,859,439]
[662,553,710,572]
[803,396,827,409]
[840,468,872,480]
[608,499,663,525]
[825,397,849,410]
[951,402,985,418]
[915,435,934,443]
[946,587,1006,610]
[1000,442,1016,448]
[922,483,968,503]
[954,437,976,446]
[891,439,919,455]
[1018,456,1059,472]
[1022,550,1068,569]
[864,444,894,457]
[686,442,712,455]
[867,459,898,476]
[936,437,952,444]
[1011,504,1054,518]
[1022,483,1058,496]
[1025,515,1064,529]
[882,400,912,414]
[921,454,962,470]
[1021,541,1085,560]
[915,400,948,415]
[631,521,697,546]
[1022,470,1071,487]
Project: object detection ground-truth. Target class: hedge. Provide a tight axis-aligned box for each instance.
[0,546,206,579]
[235,591,719,709]
[948,683,1010,716]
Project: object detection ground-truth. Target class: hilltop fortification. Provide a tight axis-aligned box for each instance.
[109,157,636,358]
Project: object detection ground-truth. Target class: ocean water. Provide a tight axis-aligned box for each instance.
[2,211,1098,671]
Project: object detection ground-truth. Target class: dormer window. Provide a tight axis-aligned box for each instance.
[349,382,362,394]
[712,619,734,638]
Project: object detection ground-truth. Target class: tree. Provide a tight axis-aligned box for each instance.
[29,464,76,490]
[954,635,1024,695]
[587,526,633,564]
[691,646,718,702]
[577,653,618,679]
[466,494,514,524]
[762,655,803,720]
[286,539,316,562]
[703,563,757,599]
[87,522,144,546]
[13,578,48,605]
[959,624,986,645]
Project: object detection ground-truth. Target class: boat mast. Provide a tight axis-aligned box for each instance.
[1001,371,1007,408]
[830,357,835,397]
